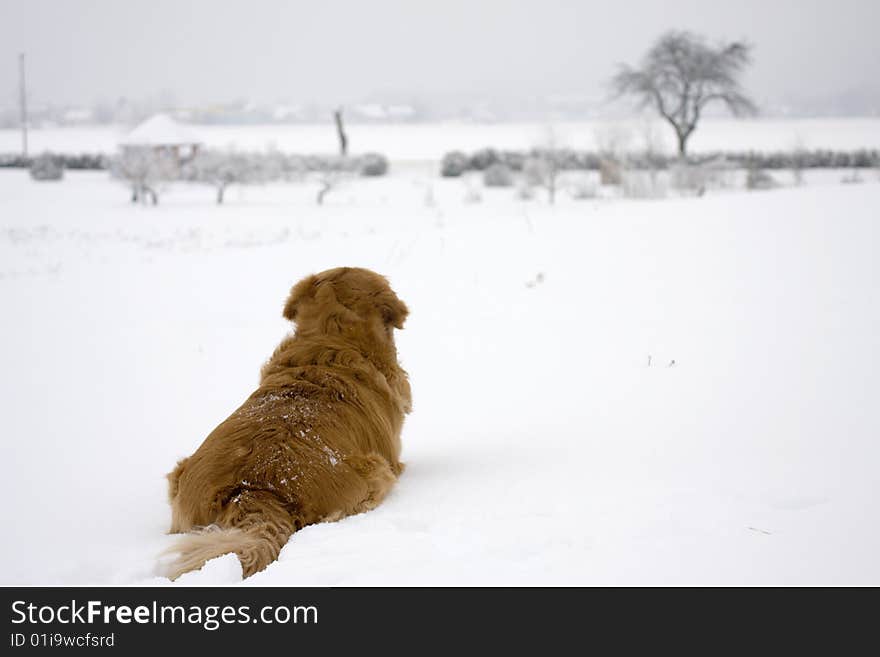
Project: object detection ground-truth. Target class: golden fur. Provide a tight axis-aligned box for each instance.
[162,267,411,579]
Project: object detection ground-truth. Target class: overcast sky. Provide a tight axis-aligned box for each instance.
[1,0,877,111]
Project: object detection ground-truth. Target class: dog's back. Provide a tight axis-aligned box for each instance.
[162,268,411,580]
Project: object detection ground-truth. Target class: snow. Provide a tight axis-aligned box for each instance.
[1,139,879,585]
[2,117,879,160]
[118,113,202,147]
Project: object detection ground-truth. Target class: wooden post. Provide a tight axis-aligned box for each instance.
[334,108,348,157]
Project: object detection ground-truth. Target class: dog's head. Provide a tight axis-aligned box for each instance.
[283,267,408,342]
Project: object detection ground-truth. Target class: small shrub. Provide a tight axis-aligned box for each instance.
[670,162,708,195]
[29,153,64,181]
[441,151,469,177]
[621,171,658,199]
[500,150,526,171]
[359,152,389,177]
[483,163,514,187]
[746,167,778,190]
[522,157,547,186]
[568,177,597,200]
[668,156,735,195]
[469,148,500,171]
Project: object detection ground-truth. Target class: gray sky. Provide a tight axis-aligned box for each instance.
[1,0,878,111]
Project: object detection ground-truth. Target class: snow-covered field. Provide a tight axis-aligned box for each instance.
[2,146,879,585]
[2,117,880,161]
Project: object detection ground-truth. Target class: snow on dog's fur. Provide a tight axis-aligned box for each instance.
[162,267,411,579]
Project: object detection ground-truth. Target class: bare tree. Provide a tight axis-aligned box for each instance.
[594,123,632,185]
[110,147,177,205]
[316,172,336,205]
[314,160,355,205]
[611,31,757,157]
[182,149,282,204]
[640,118,665,191]
[523,128,565,204]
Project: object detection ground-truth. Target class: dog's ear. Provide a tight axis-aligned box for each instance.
[377,290,408,329]
[283,274,318,321]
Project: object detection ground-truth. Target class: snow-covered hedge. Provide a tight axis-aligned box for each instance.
[1,151,389,177]
[439,148,880,176]
[0,153,108,170]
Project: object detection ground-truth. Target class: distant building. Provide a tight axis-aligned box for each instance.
[118,113,201,163]
[61,107,95,125]
[352,103,418,122]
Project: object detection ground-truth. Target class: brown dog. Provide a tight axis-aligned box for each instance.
[163,267,411,579]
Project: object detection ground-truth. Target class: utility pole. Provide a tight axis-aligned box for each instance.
[19,53,28,158]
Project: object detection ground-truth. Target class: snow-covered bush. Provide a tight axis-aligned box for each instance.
[483,163,514,187]
[29,153,64,181]
[669,157,736,195]
[621,170,665,199]
[568,176,597,200]
[498,151,526,171]
[746,167,778,191]
[470,148,500,171]
[669,162,708,195]
[359,153,389,177]
[307,155,359,174]
[441,151,469,177]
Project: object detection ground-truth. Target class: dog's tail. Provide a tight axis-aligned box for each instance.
[161,492,298,580]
